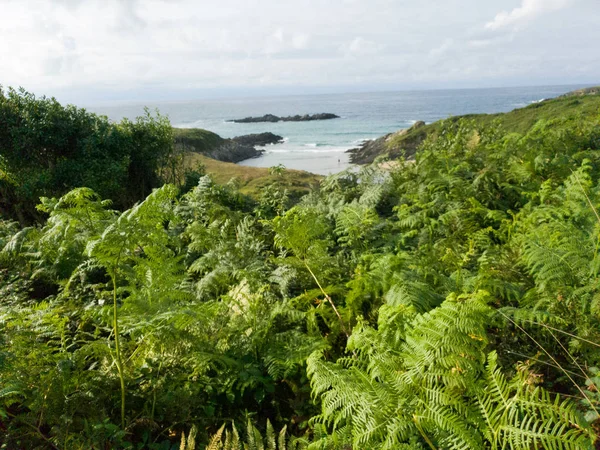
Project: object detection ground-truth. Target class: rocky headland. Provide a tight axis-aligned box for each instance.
[229,113,339,123]
[173,128,283,163]
[348,85,600,165]
[347,121,426,164]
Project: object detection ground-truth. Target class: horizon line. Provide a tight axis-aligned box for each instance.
[79,81,599,108]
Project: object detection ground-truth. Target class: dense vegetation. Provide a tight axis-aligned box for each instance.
[2,89,600,449]
[0,87,175,224]
[0,87,319,225]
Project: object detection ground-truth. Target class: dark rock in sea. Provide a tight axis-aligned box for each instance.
[347,121,426,164]
[281,113,340,122]
[233,114,280,123]
[230,113,340,123]
[231,132,284,146]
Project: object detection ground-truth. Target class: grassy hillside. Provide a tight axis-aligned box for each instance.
[351,86,600,163]
[173,127,225,152]
[173,127,265,162]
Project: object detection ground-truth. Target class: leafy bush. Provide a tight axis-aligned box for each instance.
[0,86,174,223]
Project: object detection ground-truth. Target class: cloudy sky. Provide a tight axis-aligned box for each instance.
[1,0,598,104]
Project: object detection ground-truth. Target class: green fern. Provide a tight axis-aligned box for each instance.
[307,291,595,449]
[206,420,306,450]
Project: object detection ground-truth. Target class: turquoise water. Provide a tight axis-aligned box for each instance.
[89,85,592,175]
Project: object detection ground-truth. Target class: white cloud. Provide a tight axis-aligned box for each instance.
[340,37,382,56]
[429,39,454,58]
[273,28,285,43]
[0,0,597,103]
[485,0,572,30]
[292,33,310,50]
[467,39,493,48]
[262,29,312,55]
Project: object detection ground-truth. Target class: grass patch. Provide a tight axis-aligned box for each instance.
[184,153,323,198]
[173,127,224,153]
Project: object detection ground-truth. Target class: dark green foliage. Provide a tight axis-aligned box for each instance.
[1,94,600,449]
[0,86,174,223]
[173,127,225,156]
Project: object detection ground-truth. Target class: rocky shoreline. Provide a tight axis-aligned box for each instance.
[229,113,339,123]
[346,121,426,164]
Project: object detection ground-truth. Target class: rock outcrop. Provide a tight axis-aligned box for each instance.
[347,121,426,164]
[230,113,339,123]
[231,132,284,146]
[205,141,263,163]
[560,86,600,97]
[173,128,267,163]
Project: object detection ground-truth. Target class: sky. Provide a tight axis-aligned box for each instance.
[0,0,599,104]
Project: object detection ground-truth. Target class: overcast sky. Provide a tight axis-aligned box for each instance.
[1,0,599,104]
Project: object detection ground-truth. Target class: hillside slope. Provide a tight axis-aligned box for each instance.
[348,85,600,164]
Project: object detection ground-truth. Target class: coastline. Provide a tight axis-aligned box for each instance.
[91,84,595,174]
[239,141,353,175]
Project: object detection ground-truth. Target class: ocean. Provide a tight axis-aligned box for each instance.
[88,84,592,175]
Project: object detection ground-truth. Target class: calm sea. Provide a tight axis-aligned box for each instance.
[88,84,592,175]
